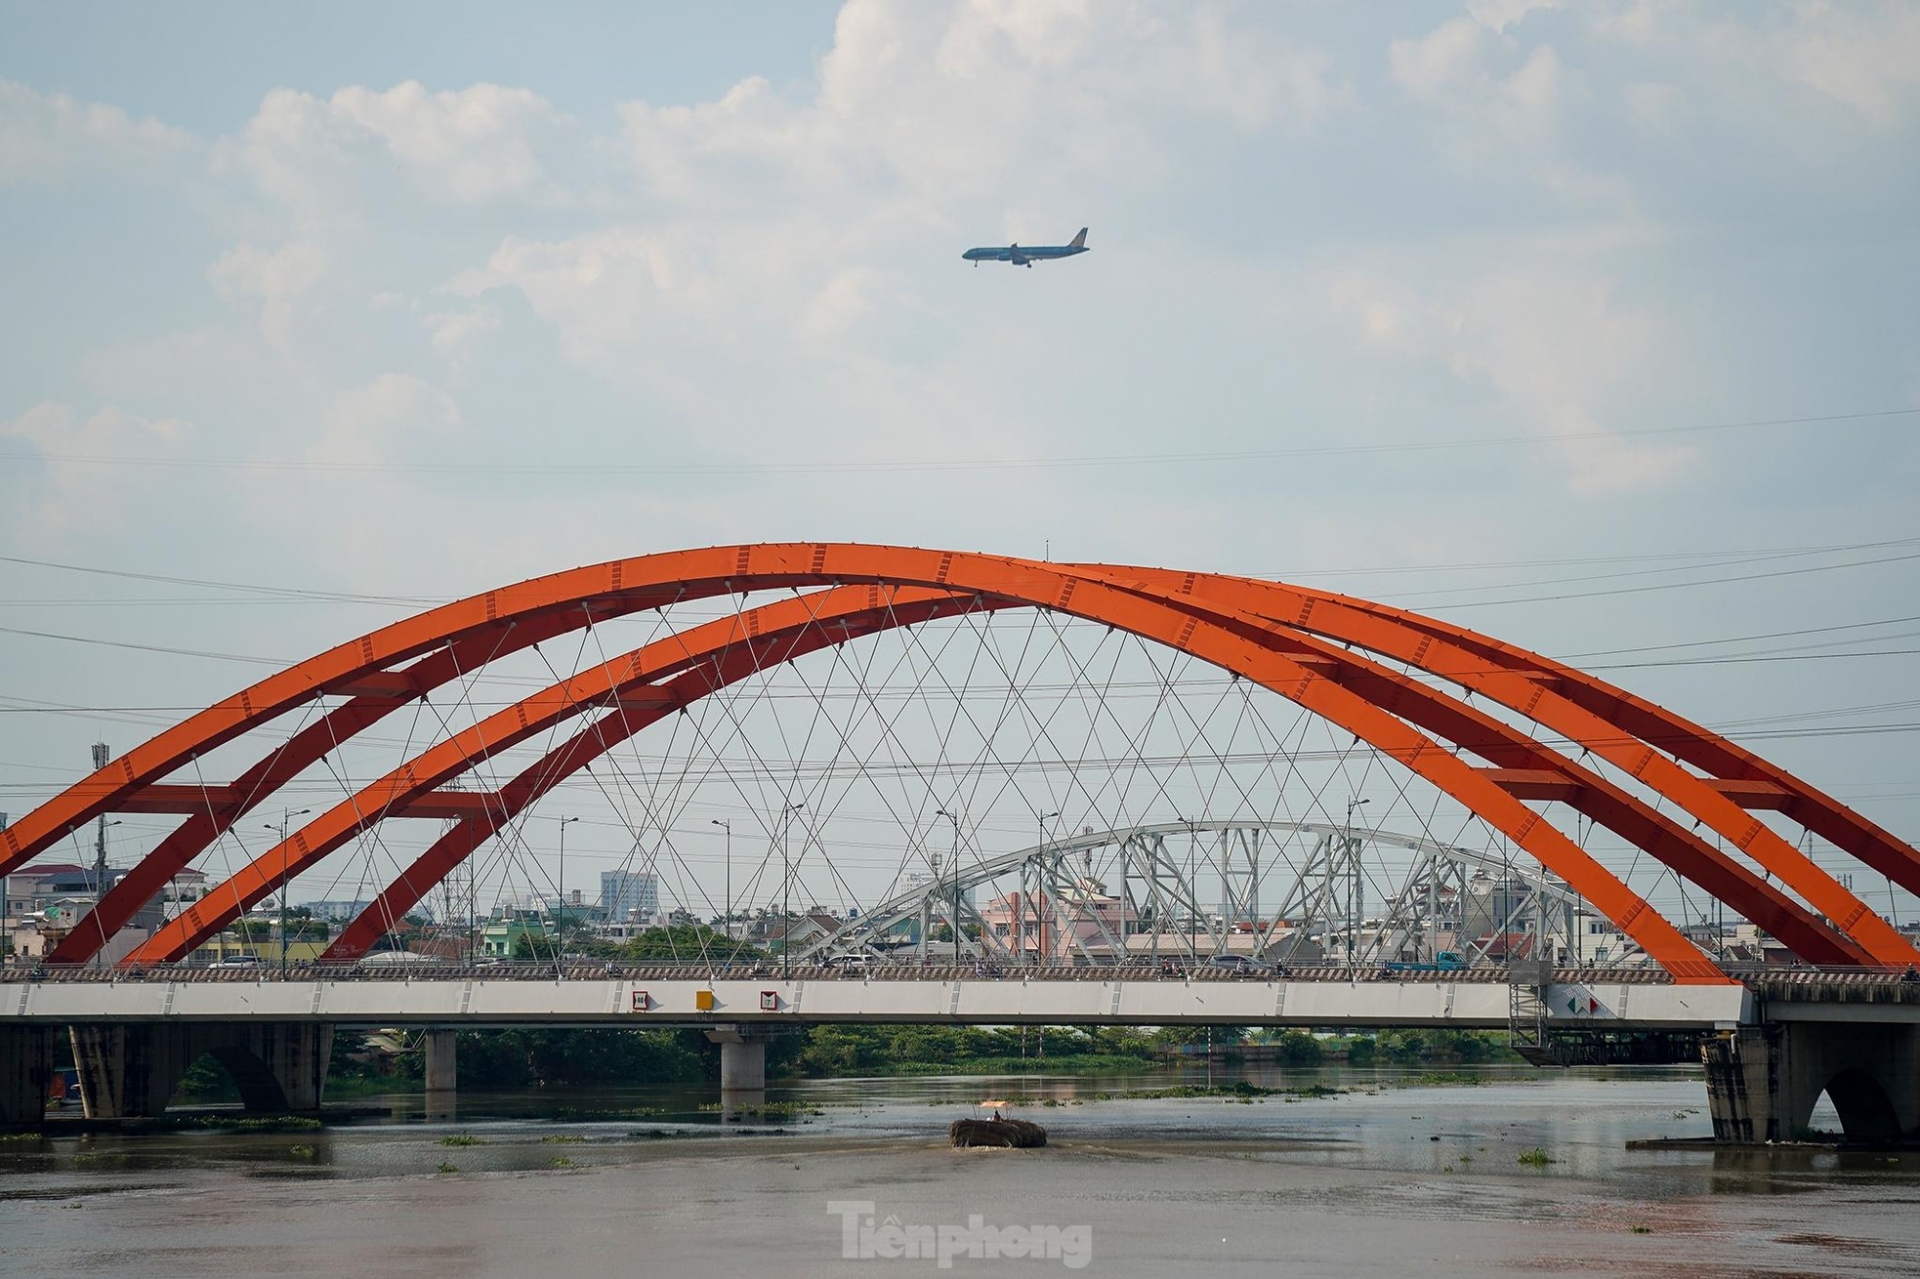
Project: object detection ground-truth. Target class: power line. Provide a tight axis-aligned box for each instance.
[0,554,443,607]
[1,407,1913,478]
[1564,612,1920,659]
[0,624,287,666]
[1413,547,1920,611]
[1386,537,1920,606]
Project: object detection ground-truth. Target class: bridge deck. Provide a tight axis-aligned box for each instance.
[0,965,1751,1030]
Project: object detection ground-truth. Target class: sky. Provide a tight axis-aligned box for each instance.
[2,1,1917,925]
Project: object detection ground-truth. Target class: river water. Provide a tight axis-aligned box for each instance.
[4,1064,1917,1277]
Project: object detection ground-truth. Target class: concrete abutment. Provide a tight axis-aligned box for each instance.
[1703,1021,1920,1143]
[0,1024,55,1125]
[68,1023,333,1119]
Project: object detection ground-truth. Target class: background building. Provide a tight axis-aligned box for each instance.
[600,869,659,922]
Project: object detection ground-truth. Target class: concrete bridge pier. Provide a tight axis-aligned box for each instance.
[69,1023,334,1119]
[1703,1021,1920,1143]
[706,1024,769,1119]
[423,1028,457,1121]
[0,1025,55,1125]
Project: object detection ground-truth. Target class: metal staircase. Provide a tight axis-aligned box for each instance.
[1507,959,1559,1066]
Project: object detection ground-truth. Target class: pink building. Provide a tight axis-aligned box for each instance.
[979,879,1137,960]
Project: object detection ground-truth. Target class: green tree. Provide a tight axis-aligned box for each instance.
[451,1028,707,1087]
[512,933,559,960]
[1148,1024,1250,1049]
[1274,1030,1323,1065]
[620,924,765,962]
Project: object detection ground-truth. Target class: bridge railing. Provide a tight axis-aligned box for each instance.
[0,958,1700,986]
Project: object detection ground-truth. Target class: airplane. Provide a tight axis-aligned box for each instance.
[963,228,1090,268]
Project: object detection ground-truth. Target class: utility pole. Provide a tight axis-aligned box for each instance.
[1346,797,1369,973]
[711,819,731,942]
[936,808,962,965]
[556,816,580,976]
[1035,811,1058,965]
[1,811,8,966]
[91,743,110,894]
[266,808,310,975]
[782,803,804,978]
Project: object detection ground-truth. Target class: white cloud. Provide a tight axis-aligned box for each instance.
[615,0,1339,214]
[207,241,326,350]
[447,0,1348,438]
[0,80,193,183]
[1389,14,1615,207]
[422,303,501,364]
[450,228,692,366]
[1467,0,1561,36]
[0,403,189,542]
[1389,18,1487,101]
[310,373,460,467]
[1327,229,1694,495]
[1698,2,1920,128]
[1621,80,1681,130]
[1391,18,1575,149]
[1595,1,1920,131]
[223,80,572,212]
[796,267,893,345]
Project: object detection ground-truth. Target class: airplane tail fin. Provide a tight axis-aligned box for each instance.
[1069,227,1088,249]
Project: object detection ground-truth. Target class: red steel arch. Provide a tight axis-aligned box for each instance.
[321,585,1007,959]
[4,545,1907,980]
[1069,566,1920,966]
[116,553,1723,977]
[43,613,595,966]
[300,590,1866,965]
[1344,593,1920,894]
[67,549,1712,975]
[310,588,1863,962]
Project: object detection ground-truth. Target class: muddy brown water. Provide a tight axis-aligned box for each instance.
[3,1065,1916,1277]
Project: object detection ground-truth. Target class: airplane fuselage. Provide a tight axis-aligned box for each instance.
[963,229,1090,267]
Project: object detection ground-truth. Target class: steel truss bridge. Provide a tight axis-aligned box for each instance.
[3,543,1919,1141]
[799,819,1594,970]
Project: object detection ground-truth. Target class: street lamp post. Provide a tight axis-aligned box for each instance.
[711,819,731,943]
[781,803,806,977]
[781,802,804,978]
[1345,797,1370,972]
[556,816,580,974]
[85,819,122,967]
[265,808,310,976]
[1035,811,1058,964]
[936,808,962,965]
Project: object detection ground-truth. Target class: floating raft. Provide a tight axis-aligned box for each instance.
[949,1118,1047,1148]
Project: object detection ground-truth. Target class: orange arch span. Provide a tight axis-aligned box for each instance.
[306,588,1862,962]
[1070,566,1920,966]
[103,548,1716,978]
[3,545,1905,979]
[296,593,1866,966]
